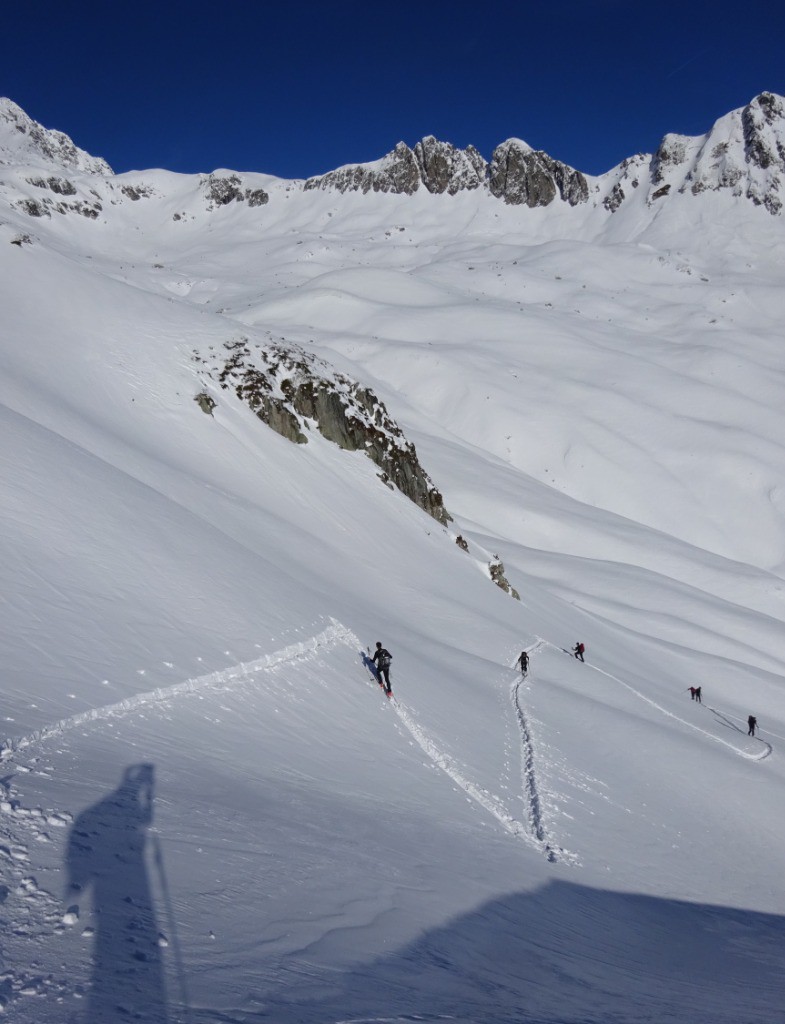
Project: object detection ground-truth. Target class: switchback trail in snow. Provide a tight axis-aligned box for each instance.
[2,620,566,864]
[537,638,773,762]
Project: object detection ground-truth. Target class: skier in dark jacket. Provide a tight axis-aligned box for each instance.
[748,715,758,736]
[573,642,585,663]
[694,686,702,704]
[516,651,529,676]
[372,642,393,695]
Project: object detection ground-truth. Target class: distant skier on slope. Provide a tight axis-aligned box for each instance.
[694,686,702,704]
[372,641,393,695]
[572,642,585,663]
[689,687,697,700]
[516,650,529,676]
[748,715,758,736]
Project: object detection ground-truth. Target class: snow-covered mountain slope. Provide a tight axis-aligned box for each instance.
[2,97,785,1023]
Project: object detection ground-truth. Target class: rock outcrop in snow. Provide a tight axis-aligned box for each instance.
[192,338,451,525]
[202,173,269,209]
[488,139,589,207]
[304,134,587,207]
[304,137,488,197]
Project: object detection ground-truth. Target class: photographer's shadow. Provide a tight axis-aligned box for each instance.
[67,763,169,1023]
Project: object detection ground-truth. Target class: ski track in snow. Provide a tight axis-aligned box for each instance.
[390,692,560,860]
[1,620,565,894]
[538,639,773,761]
[509,641,567,864]
[0,621,355,760]
[373,638,571,863]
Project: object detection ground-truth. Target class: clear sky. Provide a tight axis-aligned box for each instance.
[2,0,783,179]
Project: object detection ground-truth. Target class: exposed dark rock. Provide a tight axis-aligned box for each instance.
[10,233,32,246]
[413,136,487,195]
[651,135,688,184]
[245,188,269,207]
[489,555,520,600]
[304,142,421,195]
[455,535,469,552]
[27,175,77,195]
[120,183,155,201]
[203,174,269,209]
[306,135,587,208]
[194,392,216,416]
[488,141,588,207]
[651,184,671,200]
[192,338,450,524]
[603,182,625,213]
[742,91,784,170]
[18,197,49,217]
[205,174,244,206]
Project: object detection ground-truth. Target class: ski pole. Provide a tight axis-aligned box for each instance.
[153,835,193,1024]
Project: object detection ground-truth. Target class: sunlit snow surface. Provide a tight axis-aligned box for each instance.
[1,151,785,1023]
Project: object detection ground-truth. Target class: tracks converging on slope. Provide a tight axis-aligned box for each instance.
[2,621,567,866]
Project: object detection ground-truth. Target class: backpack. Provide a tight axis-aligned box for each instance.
[380,650,392,670]
[577,643,585,654]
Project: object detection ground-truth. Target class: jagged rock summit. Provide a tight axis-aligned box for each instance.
[304,134,590,208]
[304,92,785,216]
[0,98,112,175]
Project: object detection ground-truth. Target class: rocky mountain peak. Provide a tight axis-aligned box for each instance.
[412,136,487,194]
[605,91,785,216]
[488,139,589,207]
[0,98,112,175]
[304,133,588,208]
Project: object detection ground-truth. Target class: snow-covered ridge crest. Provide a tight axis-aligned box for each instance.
[602,92,785,215]
[0,97,112,175]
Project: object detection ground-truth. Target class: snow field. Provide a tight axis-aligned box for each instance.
[2,121,785,1021]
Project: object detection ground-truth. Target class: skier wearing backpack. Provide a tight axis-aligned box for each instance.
[573,642,585,663]
[516,650,529,676]
[372,642,393,695]
[748,715,758,736]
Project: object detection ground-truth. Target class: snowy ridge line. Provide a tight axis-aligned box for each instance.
[511,640,566,864]
[539,639,772,762]
[0,621,353,759]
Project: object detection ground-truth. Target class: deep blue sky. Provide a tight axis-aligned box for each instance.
[2,0,783,178]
